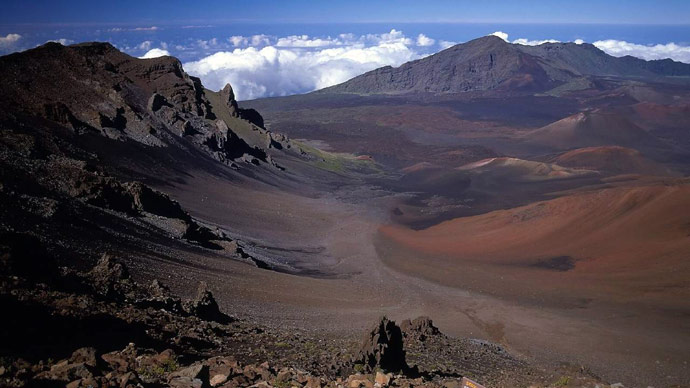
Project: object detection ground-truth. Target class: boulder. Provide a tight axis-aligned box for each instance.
[169,376,204,388]
[374,371,392,387]
[185,281,232,324]
[136,278,185,312]
[87,253,133,299]
[169,363,210,388]
[347,374,374,388]
[101,343,138,373]
[70,347,98,368]
[210,373,228,387]
[149,279,169,297]
[35,360,93,382]
[124,181,189,219]
[400,316,440,341]
[354,317,408,374]
[170,363,209,381]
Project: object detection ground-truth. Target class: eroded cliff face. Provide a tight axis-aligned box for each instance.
[0,42,299,278]
[0,41,291,168]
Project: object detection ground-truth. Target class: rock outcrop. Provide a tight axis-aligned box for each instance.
[0,42,277,168]
[0,245,607,388]
[184,281,232,324]
[219,82,266,128]
[354,317,409,374]
[220,83,240,117]
[87,253,133,299]
[400,316,440,341]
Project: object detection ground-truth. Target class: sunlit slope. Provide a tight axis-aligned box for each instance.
[381,182,690,274]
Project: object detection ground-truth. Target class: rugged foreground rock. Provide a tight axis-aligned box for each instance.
[0,235,621,388]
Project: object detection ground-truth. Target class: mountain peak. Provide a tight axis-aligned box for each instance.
[442,34,514,54]
[320,35,690,96]
[468,34,510,44]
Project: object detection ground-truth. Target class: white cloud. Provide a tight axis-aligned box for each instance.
[593,39,690,63]
[196,38,220,50]
[140,48,170,59]
[137,40,153,51]
[0,33,21,47]
[48,38,74,45]
[574,39,585,45]
[228,36,248,47]
[416,34,435,47]
[439,40,457,49]
[371,29,412,45]
[183,29,429,100]
[250,34,271,46]
[490,31,509,41]
[512,38,560,46]
[133,26,159,31]
[276,35,342,48]
[109,26,159,32]
[490,31,560,46]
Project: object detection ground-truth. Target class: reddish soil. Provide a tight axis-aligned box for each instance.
[554,146,675,176]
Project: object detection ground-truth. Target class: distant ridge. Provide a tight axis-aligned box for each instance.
[320,35,690,95]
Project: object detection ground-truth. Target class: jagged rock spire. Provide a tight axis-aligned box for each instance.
[220,83,239,117]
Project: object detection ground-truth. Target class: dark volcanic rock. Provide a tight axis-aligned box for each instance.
[0,232,57,280]
[0,41,275,166]
[355,317,408,374]
[185,281,232,324]
[69,347,98,368]
[86,253,133,299]
[400,316,440,341]
[123,182,188,219]
[169,363,210,388]
[219,82,266,128]
[147,92,171,112]
[79,179,188,219]
[220,83,240,117]
[138,279,185,313]
[238,107,265,129]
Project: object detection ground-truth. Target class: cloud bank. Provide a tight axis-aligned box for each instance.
[490,31,559,46]
[108,26,159,32]
[0,33,21,48]
[592,39,690,63]
[183,29,431,100]
[140,48,171,59]
[131,30,690,100]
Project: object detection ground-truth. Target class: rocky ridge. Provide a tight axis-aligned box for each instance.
[321,35,690,95]
[0,41,293,170]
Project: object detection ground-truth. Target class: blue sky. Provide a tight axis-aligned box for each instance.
[2,0,690,25]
